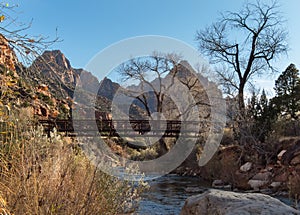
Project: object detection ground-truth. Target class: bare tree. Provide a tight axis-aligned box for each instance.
[196,0,288,113]
[117,53,211,122]
[0,3,59,64]
[118,53,182,120]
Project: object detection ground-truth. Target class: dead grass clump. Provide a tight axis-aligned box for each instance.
[0,113,145,214]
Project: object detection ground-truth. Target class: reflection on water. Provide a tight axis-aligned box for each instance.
[136,175,209,215]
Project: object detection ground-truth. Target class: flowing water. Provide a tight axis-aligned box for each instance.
[136,175,209,215]
[135,175,295,215]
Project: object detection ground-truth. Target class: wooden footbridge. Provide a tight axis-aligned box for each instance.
[39,119,204,138]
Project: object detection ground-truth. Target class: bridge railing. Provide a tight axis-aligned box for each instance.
[39,119,209,138]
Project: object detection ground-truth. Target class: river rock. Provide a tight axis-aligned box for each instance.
[248,179,269,190]
[212,180,232,190]
[184,187,205,193]
[270,181,282,189]
[252,170,272,181]
[180,189,300,215]
[247,170,273,190]
[212,179,224,187]
[240,162,252,172]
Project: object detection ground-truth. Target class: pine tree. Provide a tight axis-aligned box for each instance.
[273,64,300,119]
[247,91,259,120]
[246,89,274,142]
[260,90,268,114]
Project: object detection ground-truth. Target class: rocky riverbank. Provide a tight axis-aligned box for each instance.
[175,137,300,200]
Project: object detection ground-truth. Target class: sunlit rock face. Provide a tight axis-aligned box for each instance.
[0,34,18,72]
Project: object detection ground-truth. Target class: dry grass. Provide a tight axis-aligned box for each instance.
[0,109,145,214]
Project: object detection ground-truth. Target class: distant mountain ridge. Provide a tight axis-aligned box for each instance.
[0,37,118,120]
[0,34,220,124]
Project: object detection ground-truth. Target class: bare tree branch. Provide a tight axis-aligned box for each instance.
[0,3,60,65]
[196,0,288,113]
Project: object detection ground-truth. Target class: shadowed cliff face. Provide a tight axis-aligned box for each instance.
[97,77,120,100]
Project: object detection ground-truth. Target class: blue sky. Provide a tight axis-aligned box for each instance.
[9,0,300,94]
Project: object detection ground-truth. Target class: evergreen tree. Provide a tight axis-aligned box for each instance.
[247,91,259,120]
[257,90,275,142]
[273,64,300,119]
[260,90,268,114]
[246,89,276,142]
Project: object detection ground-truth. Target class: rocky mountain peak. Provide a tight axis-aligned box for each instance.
[98,77,120,100]
[29,50,82,98]
[42,50,71,70]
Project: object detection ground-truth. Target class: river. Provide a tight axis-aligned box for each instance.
[135,174,295,215]
[136,174,209,215]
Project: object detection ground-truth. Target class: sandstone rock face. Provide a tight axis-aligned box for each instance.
[180,189,300,215]
[0,34,18,71]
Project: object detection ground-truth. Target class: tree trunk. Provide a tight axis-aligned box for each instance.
[237,83,246,145]
[238,83,245,115]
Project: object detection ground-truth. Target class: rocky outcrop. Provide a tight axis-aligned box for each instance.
[281,138,300,166]
[0,37,73,120]
[244,138,300,193]
[0,35,33,109]
[29,50,102,100]
[180,189,300,215]
[0,34,18,72]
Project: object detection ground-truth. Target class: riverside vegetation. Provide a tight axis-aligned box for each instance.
[0,108,147,214]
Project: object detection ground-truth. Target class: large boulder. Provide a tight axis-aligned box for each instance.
[180,189,300,215]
